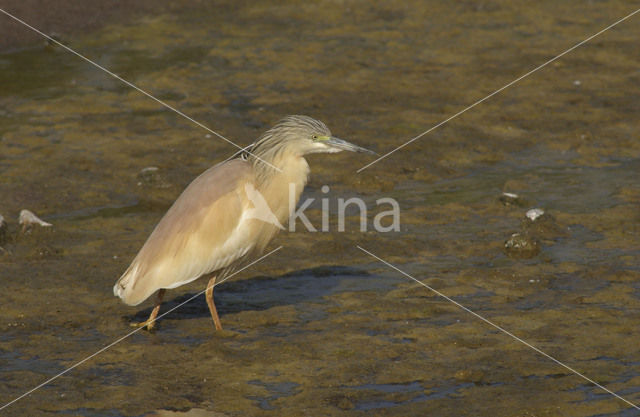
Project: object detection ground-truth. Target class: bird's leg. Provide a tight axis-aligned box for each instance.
[131,288,165,331]
[205,276,223,331]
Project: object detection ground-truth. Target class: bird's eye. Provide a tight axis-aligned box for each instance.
[312,134,318,140]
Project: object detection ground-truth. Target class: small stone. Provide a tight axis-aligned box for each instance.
[523,210,567,240]
[504,232,540,258]
[526,208,545,221]
[139,166,159,176]
[137,166,170,188]
[19,209,52,232]
[499,192,528,207]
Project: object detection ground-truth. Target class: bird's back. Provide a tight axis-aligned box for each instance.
[114,159,256,306]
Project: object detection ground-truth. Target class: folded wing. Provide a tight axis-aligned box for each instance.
[114,159,255,306]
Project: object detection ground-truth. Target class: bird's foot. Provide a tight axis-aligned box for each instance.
[130,318,157,331]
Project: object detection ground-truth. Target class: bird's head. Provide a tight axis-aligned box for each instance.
[252,115,376,158]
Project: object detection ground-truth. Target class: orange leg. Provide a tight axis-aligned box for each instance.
[205,276,223,331]
[131,288,165,331]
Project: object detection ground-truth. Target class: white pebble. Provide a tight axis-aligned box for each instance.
[502,192,518,198]
[140,166,159,174]
[526,208,545,221]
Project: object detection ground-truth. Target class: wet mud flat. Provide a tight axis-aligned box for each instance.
[1,1,639,416]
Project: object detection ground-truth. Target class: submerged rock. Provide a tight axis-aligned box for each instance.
[137,166,170,188]
[504,232,540,258]
[499,192,530,207]
[522,209,567,240]
[18,209,52,232]
[504,208,566,259]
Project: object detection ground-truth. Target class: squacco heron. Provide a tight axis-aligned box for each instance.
[113,115,374,331]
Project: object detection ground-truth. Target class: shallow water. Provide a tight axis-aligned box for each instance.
[1,1,639,416]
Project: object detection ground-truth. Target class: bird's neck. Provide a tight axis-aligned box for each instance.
[254,154,310,223]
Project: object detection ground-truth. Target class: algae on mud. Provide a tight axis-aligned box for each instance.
[1,1,640,416]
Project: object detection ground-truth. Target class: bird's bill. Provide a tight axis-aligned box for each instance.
[325,136,377,155]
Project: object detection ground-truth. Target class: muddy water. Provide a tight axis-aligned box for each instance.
[1,1,639,416]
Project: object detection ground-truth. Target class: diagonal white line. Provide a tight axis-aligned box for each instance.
[356,7,640,173]
[0,246,283,411]
[0,7,281,172]
[356,245,640,411]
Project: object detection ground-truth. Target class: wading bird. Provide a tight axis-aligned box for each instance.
[113,115,374,331]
